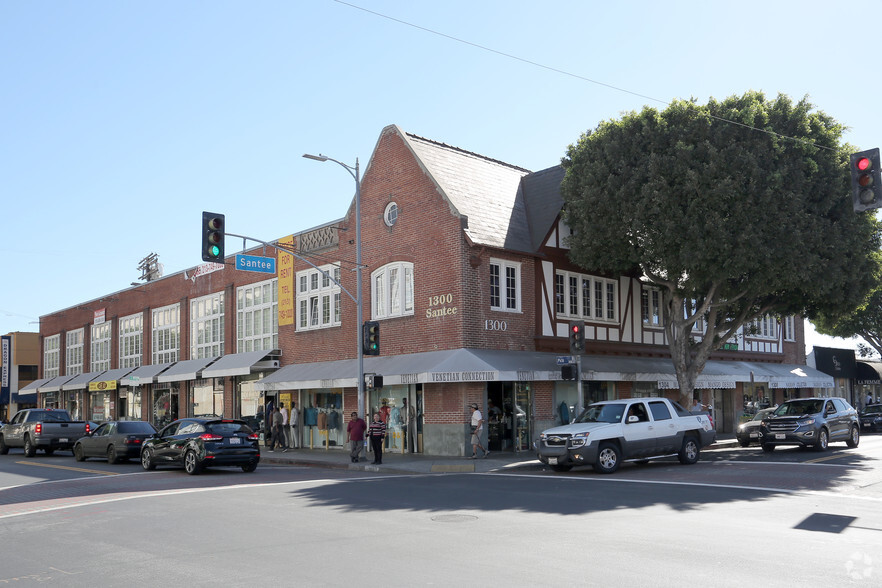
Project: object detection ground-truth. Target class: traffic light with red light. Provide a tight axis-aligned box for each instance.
[851,148,882,212]
[568,320,585,354]
[363,321,380,356]
[202,212,225,262]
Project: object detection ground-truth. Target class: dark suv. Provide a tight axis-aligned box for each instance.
[759,397,859,452]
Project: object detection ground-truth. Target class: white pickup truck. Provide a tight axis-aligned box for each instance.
[536,398,715,473]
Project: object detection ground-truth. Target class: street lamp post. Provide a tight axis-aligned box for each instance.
[303,153,365,420]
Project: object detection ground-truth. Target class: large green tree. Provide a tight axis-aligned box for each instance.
[561,91,881,405]
[812,272,882,359]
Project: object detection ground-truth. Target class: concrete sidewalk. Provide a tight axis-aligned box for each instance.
[259,433,738,475]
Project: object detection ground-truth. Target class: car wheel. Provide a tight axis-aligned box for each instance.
[23,435,36,457]
[761,443,775,453]
[678,435,700,465]
[738,440,751,448]
[846,425,860,449]
[184,450,201,475]
[549,463,573,472]
[74,444,86,462]
[0,435,8,455]
[107,445,119,464]
[814,428,829,452]
[593,442,621,474]
[241,461,258,473]
[141,448,157,470]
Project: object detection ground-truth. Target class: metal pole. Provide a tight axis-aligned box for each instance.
[576,354,583,417]
[355,158,365,421]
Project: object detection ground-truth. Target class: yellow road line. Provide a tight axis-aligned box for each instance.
[15,461,119,476]
[804,454,850,464]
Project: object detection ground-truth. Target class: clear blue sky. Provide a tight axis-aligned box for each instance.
[1,0,878,355]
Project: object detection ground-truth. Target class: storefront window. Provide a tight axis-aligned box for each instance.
[239,377,264,433]
[44,392,59,409]
[192,379,222,418]
[125,388,142,421]
[153,388,178,429]
[303,390,343,448]
[90,391,111,422]
[368,386,411,452]
[66,392,82,420]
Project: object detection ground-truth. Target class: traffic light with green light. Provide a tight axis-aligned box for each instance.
[202,212,225,262]
[851,148,882,212]
[363,321,380,356]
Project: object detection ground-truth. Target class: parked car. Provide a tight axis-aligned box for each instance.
[759,397,859,452]
[859,404,882,432]
[140,417,260,475]
[736,407,777,447]
[73,420,158,463]
[0,408,90,457]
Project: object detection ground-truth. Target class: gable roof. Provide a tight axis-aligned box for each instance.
[520,165,566,251]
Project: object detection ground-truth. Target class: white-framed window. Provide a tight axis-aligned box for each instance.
[191,292,224,359]
[371,262,414,319]
[297,265,342,331]
[750,315,778,339]
[554,270,617,322]
[384,202,399,227]
[119,313,143,369]
[90,322,112,372]
[782,316,796,341]
[44,334,60,379]
[490,258,521,313]
[687,299,705,333]
[237,278,278,352]
[152,303,180,364]
[66,328,84,376]
[641,286,662,327]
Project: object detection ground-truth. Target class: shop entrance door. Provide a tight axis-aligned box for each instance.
[488,382,533,452]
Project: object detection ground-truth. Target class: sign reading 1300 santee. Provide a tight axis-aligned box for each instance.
[236,254,276,274]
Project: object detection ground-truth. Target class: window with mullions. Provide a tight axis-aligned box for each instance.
[237,278,278,352]
[490,259,521,312]
[152,303,180,364]
[297,265,342,331]
[750,315,778,339]
[782,316,796,341]
[372,262,414,319]
[641,287,662,327]
[191,292,224,359]
[66,328,84,376]
[44,334,60,379]
[119,313,143,369]
[554,270,617,322]
[90,322,112,372]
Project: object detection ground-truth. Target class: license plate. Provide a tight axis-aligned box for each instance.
[59,438,68,443]
[548,457,558,465]
[749,432,758,438]
[229,437,241,444]
[775,433,785,440]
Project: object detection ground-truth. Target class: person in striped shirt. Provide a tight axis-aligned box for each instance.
[368,412,387,465]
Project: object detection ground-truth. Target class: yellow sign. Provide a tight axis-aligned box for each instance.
[88,380,117,392]
[278,235,295,326]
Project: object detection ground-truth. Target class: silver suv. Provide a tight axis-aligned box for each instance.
[759,397,859,452]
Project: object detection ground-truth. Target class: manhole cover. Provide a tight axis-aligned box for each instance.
[431,514,478,523]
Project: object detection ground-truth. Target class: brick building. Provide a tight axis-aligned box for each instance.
[25,124,833,456]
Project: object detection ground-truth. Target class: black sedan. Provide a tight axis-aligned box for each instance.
[140,417,260,475]
[860,404,882,432]
[73,420,158,463]
[736,407,776,447]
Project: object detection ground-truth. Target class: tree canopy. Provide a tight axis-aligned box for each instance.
[561,91,881,403]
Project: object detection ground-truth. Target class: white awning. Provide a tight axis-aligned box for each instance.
[201,349,281,379]
[120,363,174,387]
[155,357,219,383]
[62,370,107,391]
[17,377,52,396]
[38,375,77,393]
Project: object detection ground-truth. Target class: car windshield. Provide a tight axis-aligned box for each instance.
[206,421,251,435]
[575,403,625,424]
[751,409,775,422]
[773,400,822,416]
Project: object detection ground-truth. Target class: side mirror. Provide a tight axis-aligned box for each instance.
[627,415,639,424]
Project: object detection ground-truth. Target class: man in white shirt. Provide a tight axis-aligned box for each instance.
[468,403,488,459]
[280,403,289,449]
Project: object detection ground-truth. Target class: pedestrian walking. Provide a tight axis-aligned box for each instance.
[270,406,288,452]
[347,411,367,463]
[469,403,488,458]
[368,412,386,464]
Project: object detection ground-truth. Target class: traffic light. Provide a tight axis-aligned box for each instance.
[568,320,585,354]
[201,212,225,262]
[851,148,882,212]
[363,321,380,355]
[365,374,384,389]
[561,364,577,380]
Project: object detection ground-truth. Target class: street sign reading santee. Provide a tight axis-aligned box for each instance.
[235,254,276,274]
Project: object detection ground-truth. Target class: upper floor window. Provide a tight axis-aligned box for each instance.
[372,262,414,319]
[66,328,84,376]
[44,334,60,379]
[554,270,616,322]
[119,313,143,369]
[90,322,112,372]
[490,258,521,313]
[297,265,341,331]
[237,278,278,352]
[782,316,796,342]
[191,292,224,359]
[750,315,778,339]
[641,287,662,327]
[152,303,180,364]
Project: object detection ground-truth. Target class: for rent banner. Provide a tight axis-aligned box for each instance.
[278,235,295,326]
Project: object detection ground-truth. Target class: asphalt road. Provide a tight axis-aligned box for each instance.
[1,436,880,587]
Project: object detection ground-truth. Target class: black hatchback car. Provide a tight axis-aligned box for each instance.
[74,420,157,463]
[140,418,260,475]
[860,404,882,432]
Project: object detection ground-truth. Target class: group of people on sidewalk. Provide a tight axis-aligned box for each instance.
[345,411,388,464]
[267,402,300,453]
